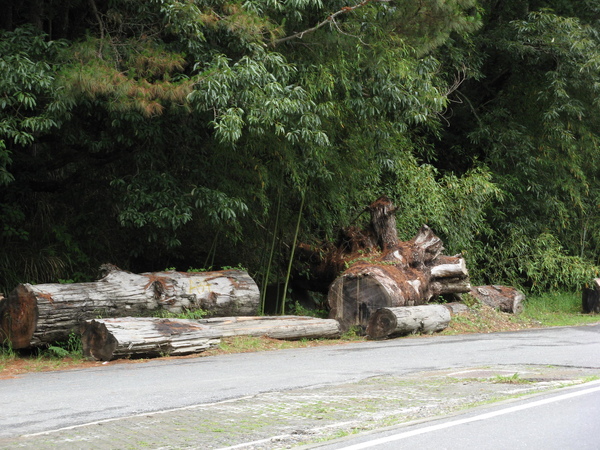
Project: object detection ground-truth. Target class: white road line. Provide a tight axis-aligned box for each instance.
[337,380,600,450]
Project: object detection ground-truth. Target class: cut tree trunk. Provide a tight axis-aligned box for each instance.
[366,305,451,340]
[197,316,340,340]
[82,315,340,360]
[469,285,525,314]
[328,219,470,332]
[582,279,600,314]
[442,302,470,315]
[0,266,259,349]
[81,318,222,361]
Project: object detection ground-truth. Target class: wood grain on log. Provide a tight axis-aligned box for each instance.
[82,315,340,360]
[442,302,470,315]
[366,305,451,339]
[0,268,259,348]
[469,285,525,314]
[197,316,340,340]
[328,248,470,332]
[81,318,221,361]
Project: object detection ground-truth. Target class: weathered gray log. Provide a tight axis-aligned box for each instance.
[197,316,341,340]
[82,315,341,360]
[0,267,259,348]
[582,279,600,314]
[81,318,222,361]
[442,302,470,315]
[469,285,525,314]
[328,225,470,333]
[366,305,451,339]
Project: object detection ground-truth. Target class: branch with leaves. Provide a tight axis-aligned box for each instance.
[272,0,390,46]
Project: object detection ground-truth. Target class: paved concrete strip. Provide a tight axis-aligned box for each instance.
[330,380,600,450]
[3,365,598,450]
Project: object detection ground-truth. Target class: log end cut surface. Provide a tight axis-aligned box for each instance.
[365,309,397,340]
[81,320,118,361]
[0,285,38,349]
[328,271,393,333]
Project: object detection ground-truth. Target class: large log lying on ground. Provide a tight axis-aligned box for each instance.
[582,279,600,314]
[197,316,341,340]
[81,318,222,361]
[366,305,451,340]
[468,285,525,314]
[328,197,470,332]
[82,315,340,360]
[0,266,259,348]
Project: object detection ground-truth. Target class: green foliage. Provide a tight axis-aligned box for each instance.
[46,332,83,359]
[2,0,599,300]
[152,308,208,320]
[478,231,599,293]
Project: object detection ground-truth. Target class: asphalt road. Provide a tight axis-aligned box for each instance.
[1,323,599,439]
[312,380,600,449]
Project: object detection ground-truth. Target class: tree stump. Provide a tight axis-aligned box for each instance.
[582,279,600,314]
[0,266,259,348]
[366,305,451,339]
[468,285,525,314]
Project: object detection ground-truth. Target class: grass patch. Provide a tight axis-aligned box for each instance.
[491,373,532,384]
[522,292,599,327]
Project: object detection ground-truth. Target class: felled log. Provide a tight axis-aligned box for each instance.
[366,305,451,339]
[443,302,470,315]
[328,202,471,333]
[469,285,525,314]
[0,266,259,348]
[81,318,222,361]
[582,279,600,314]
[197,316,341,340]
[82,315,340,360]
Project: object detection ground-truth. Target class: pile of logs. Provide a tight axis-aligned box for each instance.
[0,266,260,349]
[326,197,471,332]
[0,197,531,361]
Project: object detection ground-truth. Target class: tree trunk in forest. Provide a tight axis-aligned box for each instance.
[468,285,525,314]
[582,279,600,314]
[366,305,451,339]
[82,315,341,360]
[328,212,471,333]
[0,266,259,349]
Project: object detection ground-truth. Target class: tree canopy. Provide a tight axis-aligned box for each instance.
[1,0,599,301]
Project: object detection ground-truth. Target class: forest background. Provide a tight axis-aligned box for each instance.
[2,0,600,310]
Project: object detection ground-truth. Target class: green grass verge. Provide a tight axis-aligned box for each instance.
[523,291,599,327]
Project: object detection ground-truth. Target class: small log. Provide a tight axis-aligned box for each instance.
[582,279,600,313]
[442,302,470,315]
[366,305,451,339]
[82,315,340,360]
[0,267,259,348]
[469,285,525,314]
[81,318,221,361]
[197,316,341,340]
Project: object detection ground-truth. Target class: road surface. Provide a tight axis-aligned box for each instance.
[1,323,599,447]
